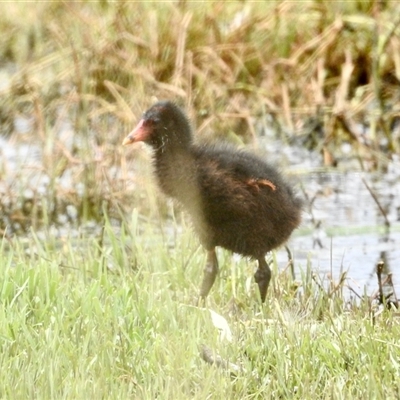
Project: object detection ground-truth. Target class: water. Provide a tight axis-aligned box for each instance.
[268,141,400,298]
[243,123,400,297]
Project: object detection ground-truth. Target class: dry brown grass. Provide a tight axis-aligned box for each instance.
[1,0,400,231]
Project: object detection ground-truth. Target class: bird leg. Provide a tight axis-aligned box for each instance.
[254,257,272,303]
[199,248,219,300]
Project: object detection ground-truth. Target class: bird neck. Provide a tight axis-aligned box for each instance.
[153,143,197,200]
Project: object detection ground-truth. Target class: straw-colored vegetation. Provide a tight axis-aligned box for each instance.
[1,1,400,398]
[1,0,400,230]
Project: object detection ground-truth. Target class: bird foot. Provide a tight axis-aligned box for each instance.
[254,259,272,303]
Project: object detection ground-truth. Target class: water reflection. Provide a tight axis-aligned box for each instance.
[283,168,400,298]
[256,130,400,297]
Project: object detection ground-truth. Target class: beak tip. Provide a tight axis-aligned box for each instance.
[122,136,132,146]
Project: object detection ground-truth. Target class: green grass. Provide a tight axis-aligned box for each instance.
[1,215,399,399]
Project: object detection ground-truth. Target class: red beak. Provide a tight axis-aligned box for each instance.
[122,119,150,145]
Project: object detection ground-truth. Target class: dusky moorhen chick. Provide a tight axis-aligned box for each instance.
[123,101,302,302]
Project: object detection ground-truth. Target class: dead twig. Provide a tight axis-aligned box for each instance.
[362,178,390,230]
[376,260,384,304]
[199,344,242,375]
